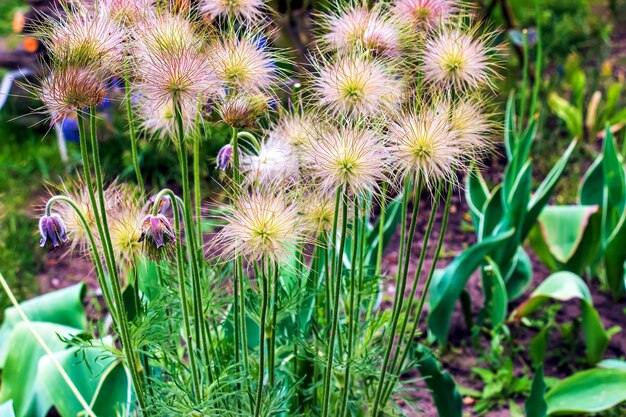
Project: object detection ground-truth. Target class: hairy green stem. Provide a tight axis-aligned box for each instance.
[124,78,144,194]
[268,262,279,387]
[321,185,349,417]
[254,258,270,417]
[375,182,388,276]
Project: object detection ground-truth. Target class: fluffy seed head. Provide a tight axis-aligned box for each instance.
[217,92,270,128]
[312,54,404,117]
[201,0,266,22]
[98,0,152,25]
[323,5,403,58]
[448,98,492,157]
[108,187,144,265]
[388,106,462,186]
[393,0,457,29]
[242,137,299,185]
[42,3,125,71]
[133,12,201,55]
[303,125,386,195]
[299,193,336,235]
[214,191,303,263]
[209,34,278,93]
[268,112,316,147]
[134,47,220,116]
[40,66,107,123]
[422,28,494,92]
[136,93,200,140]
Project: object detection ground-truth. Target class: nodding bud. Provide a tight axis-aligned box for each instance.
[138,214,176,259]
[39,214,69,249]
[144,195,172,215]
[219,93,269,128]
[216,144,234,171]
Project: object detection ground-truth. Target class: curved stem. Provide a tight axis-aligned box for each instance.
[124,78,144,194]
[321,185,349,417]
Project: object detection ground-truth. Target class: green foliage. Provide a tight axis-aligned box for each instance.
[413,345,463,417]
[511,272,617,364]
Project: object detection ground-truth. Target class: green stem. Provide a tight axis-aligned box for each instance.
[375,182,388,276]
[78,108,148,413]
[371,175,422,417]
[254,258,270,417]
[339,198,361,417]
[151,189,202,401]
[193,120,204,250]
[519,29,530,130]
[321,185,349,417]
[124,78,144,194]
[268,262,279,387]
[381,183,453,403]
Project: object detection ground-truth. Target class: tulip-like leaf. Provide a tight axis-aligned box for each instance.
[428,229,515,345]
[523,139,577,239]
[482,258,508,326]
[0,401,15,417]
[505,248,533,301]
[545,368,626,415]
[0,283,86,367]
[466,167,490,227]
[529,205,602,275]
[511,272,610,364]
[0,322,82,417]
[414,344,462,417]
[525,365,547,417]
[547,92,583,139]
[38,345,131,417]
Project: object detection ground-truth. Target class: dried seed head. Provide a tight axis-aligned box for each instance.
[139,214,177,260]
[209,33,279,93]
[136,93,200,140]
[214,190,303,264]
[40,66,107,124]
[133,12,201,55]
[393,0,457,30]
[422,27,495,92]
[39,214,69,249]
[98,0,152,25]
[242,137,299,185]
[312,54,405,117]
[303,125,387,196]
[42,3,125,71]
[323,5,403,58]
[218,92,270,128]
[447,98,492,157]
[388,105,462,187]
[201,0,266,22]
[300,192,336,235]
[108,186,144,265]
[268,112,317,147]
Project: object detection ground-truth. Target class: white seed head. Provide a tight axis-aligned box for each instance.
[323,5,403,58]
[136,93,200,140]
[393,0,457,30]
[201,0,266,22]
[388,105,462,187]
[268,112,317,147]
[214,190,303,263]
[303,125,387,196]
[209,34,278,93]
[422,28,494,92]
[242,137,299,185]
[312,54,405,117]
[133,12,202,55]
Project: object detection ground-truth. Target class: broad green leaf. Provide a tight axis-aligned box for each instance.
[578,156,603,206]
[529,205,602,275]
[0,284,86,367]
[465,167,490,227]
[604,200,626,298]
[482,258,508,326]
[478,185,503,241]
[511,272,609,364]
[504,92,516,160]
[524,139,577,239]
[414,344,462,417]
[525,365,547,417]
[505,248,533,301]
[428,229,515,345]
[547,92,582,139]
[0,322,82,417]
[545,368,626,415]
[0,401,15,417]
[597,359,626,370]
[38,345,131,417]
[601,127,626,234]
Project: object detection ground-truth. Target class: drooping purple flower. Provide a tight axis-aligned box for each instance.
[39,214,69,249]
[217,144,234,171]
[138,214,176,259]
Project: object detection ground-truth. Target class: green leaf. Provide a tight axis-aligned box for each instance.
[428,229,515,345]
[545,368,626,415]
[529,205,602,275]
[597,359,626,370]
[524,139,577,239]
[525,365,547,417]
[504,92,516,160]
[604,207,626,298]
[0,401,15,417]
[578,156,603,206]
[38,345,131,417]
[466,167,490,227]
[509,400,524,417]
[0,322,82,417]
[511,272,609,364]
[547,92,583,139]
[483,258,508,326]
[505,248,533,301]
[414,344,462,417]
[478,185,504,241]
[601,127,626,234]
[0,284,86,367]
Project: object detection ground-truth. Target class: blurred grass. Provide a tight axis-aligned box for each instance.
[0,106,67,315]
[0,0,23,37]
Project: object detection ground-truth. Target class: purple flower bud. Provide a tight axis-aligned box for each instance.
[138,214,176,259]
[217,144,234,171]
[39,214,69,249]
